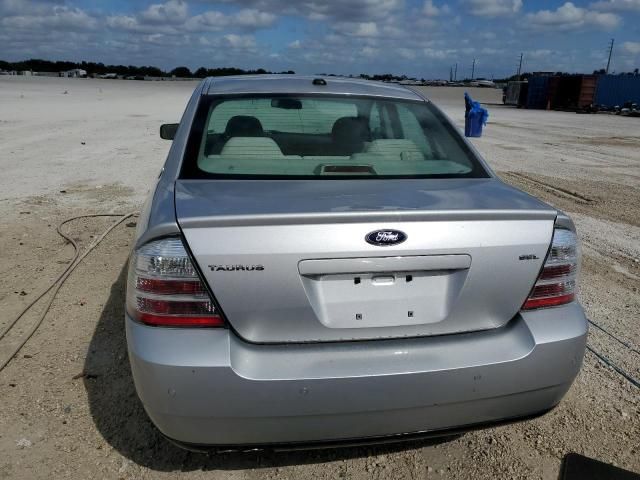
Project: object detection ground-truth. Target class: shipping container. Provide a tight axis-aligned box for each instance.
[547,76,560,110]
[595,75,640,107]
[579,75,598,108]
[526,76,550,109]
[548,75,597,111]
[504,81,523,105]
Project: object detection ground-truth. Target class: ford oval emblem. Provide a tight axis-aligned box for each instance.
[365,229,407,247]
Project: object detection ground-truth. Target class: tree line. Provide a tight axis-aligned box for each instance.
[0,59,295,78]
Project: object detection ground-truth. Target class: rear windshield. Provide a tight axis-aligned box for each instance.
[181,94,488,179]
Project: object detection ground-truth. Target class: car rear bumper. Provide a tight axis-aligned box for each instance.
[126,302,587,447]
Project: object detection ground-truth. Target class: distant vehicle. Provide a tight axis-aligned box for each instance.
[127,75,587,451]
[476,80,496,88]
[398,79,424,86]
[99,73,118,79]
[426,80,449,86]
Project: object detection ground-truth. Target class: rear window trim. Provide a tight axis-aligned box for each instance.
[179,93,490,181]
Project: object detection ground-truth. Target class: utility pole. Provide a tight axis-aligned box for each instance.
[606,38,614,74]
[517,53,523,79]
[454,62,458,81]
[449,66,453,82]
[471,58,476,80]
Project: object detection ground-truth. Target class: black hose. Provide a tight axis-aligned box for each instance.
[586,345,640,389]
[588,319,640,356]
[0,212,137,372]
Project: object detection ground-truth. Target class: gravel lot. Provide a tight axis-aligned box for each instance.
[0,76,638,479]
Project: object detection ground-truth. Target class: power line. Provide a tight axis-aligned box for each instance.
[606,38,614,74]
[517,53,523,79]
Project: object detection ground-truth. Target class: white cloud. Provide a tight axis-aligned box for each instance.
[0,0,64,17]
[314,0,405,21]
[464,0,522,17]
[140,0,188,25]
[423,48,456,59]
[478,31,496,40]
[590,0,640,11]
[185,11,227,31]
[333,21,380,37]
[381,23,406,36]
[233,9,277,27]
[108,3,277,34]
[216,0,404,22]
[423,0,442,16]
[197,33,257,50]
[526,49,554,59]
[397,47,417,59]
[526,2,620,30]
[107,13,183,34]
[185,9,276,31]
[223,33,256,49]
[1,6,97,31]
[360,46,378,57]
[622,41,640,54]
[419,0,451,19]
[353,22,379,36]
[141,33,168,45]
[288,40,302,49]
[106,15,140,31]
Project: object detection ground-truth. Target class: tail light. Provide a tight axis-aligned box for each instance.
[126,237,223,327]
[522,227,579,310]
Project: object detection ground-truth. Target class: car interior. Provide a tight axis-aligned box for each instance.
[196,98,474,176]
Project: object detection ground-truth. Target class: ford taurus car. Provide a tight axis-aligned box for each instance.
[126,75,587,450]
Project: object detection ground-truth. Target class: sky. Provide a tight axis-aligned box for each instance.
[1,0,639,79]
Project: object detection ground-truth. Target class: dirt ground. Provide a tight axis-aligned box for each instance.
[0,76,638,479]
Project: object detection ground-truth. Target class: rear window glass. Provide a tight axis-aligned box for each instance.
[181,94,488,179]
[208,98,357,134]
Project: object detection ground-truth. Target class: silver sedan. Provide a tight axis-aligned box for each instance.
[125,75,587,450]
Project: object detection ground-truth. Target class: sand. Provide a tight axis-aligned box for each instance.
[0,76,638,479]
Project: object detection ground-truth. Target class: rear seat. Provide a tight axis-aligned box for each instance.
[200,137,306,173]
[364,139,424,161]
[220,137,285,157]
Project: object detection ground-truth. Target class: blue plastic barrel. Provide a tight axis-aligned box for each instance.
[464,92,488,138]
[465,111,484,137]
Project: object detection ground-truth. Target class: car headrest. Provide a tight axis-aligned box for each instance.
[331,117,370,154]
[224,115,264,137]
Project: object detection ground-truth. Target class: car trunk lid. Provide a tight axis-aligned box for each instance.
[176,178,557,343]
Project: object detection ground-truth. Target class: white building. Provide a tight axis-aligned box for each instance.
[61,69,87,78]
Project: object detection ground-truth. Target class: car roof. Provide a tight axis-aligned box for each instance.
[204,75,426,101]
